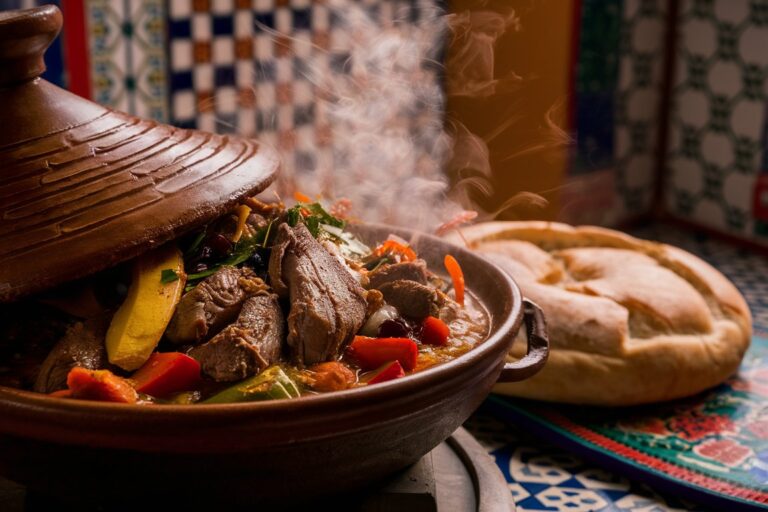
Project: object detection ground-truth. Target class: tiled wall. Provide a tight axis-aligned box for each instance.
[3,0,767,243]
[666,0,768,244]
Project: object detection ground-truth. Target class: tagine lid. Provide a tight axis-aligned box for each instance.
[0,5,280,303]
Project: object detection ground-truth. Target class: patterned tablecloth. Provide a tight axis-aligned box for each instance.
[464,223,768,511]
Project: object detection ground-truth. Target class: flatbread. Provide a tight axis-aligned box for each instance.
[446,221,752,406]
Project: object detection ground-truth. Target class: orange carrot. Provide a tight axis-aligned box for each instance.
[293,191,312,203]
[308,361,356,392]
[372,240,417,262]
[66,367,138,403]
[444,254,465,306]
[231,204,252,243]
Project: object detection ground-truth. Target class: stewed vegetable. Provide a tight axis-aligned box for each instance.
[0,198,489,404]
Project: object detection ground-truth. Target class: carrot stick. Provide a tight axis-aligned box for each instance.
[444,254,465,306]
[372,240,417,262]
[293,191,312,203]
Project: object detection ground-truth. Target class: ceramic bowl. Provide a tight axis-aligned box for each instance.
[0,223,548,507]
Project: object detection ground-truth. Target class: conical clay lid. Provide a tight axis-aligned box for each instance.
[0,5,280,302]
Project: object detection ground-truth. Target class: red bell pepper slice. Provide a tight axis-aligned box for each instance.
[66,367,138,403]
[348,336,418,371]
[367,360,405,385]
[419,316,450,347]
[131,352,201,398]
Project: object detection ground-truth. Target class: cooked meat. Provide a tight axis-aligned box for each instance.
[189,294,284,382]
[367,260,428,289]
[33,316,109,393]
[269,223,367,366]
[378,280,441,319]
[166,266,269,345]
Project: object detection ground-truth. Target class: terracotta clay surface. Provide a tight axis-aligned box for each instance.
[0,6,279,302]
[0,223,545,506]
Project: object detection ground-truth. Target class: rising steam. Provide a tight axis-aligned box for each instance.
[252,0,549,233]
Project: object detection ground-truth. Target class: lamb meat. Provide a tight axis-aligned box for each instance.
[33,316,109,393]
[269,223,367,366]
[166,266,269,345]
[378,280,442,320]
[367,260,428,289]
[189,294,284,382]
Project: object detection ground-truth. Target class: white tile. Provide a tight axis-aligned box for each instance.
[278,105,294,129]
[257,82,275,108]
[293,80,313,104]
[237,60,255,87]
[211,0,233,15]
[217,87,237,113]
[213,37,234,64]
[312,4,328,31]
[235,11,252,37]
[254,0,273,12]
[198,112,216,133]
[173,91,196,120]
[172,39,193,71]
[276,57,292,82]
[238,109,256,136]
[169,0,191,19]
[293,32,312,59]
[276,7,291,32]
[195,64,214,91]
[192,13,211,40]
[255,34,272,60]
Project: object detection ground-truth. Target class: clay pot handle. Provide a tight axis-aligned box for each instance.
[0,5,62,87]
[497,299,549,382]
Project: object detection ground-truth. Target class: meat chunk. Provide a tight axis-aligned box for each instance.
[189,294,285,382]
[269,223,367,366]
[166,266,269,345]
[367,260,429,289]
[378,280,441,320]
[33,316,109,393]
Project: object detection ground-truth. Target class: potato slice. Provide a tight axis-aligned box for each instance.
[106,245,186,371]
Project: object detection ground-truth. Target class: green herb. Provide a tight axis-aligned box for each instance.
[286,202,344,237]
[287,206,301,227]
[160,269,180,284]
[184,228,208,257]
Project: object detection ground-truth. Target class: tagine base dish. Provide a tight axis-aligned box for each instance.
[0,427,514,512]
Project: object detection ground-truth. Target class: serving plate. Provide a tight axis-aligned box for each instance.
[0,223,547,507]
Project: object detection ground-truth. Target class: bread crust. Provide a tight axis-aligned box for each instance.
[446,221,752,405]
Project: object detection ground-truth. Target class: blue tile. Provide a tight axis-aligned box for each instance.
[214,66,235,87]
[573,91,615,174]
[254,60,276,83]
[257,109,278,131]
[293,103,315,126]
[330,53,352,74]
[170,71,193,90]
[212,15,233,36]
[169,19,191,39]
[254,11,274,30]
[292,8,311,30]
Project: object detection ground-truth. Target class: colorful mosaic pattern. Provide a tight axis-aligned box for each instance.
[666,0,768,244]
[86,0,168,120]
[466,223,768,511]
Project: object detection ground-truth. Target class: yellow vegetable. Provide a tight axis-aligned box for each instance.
[106,245,186,371]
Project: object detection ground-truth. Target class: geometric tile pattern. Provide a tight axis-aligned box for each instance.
[465,222,768,511]
[86,0,168,121]
[614,0,668,219]
[165,0,426,194]
[665,0,768,243]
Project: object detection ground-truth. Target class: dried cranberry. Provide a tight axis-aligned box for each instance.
[378,318,411,338]
[208,234,232,256]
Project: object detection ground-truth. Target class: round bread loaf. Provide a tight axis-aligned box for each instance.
[446,221,752,406]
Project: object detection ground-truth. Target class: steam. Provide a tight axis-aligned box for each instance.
[252,0,550,233]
